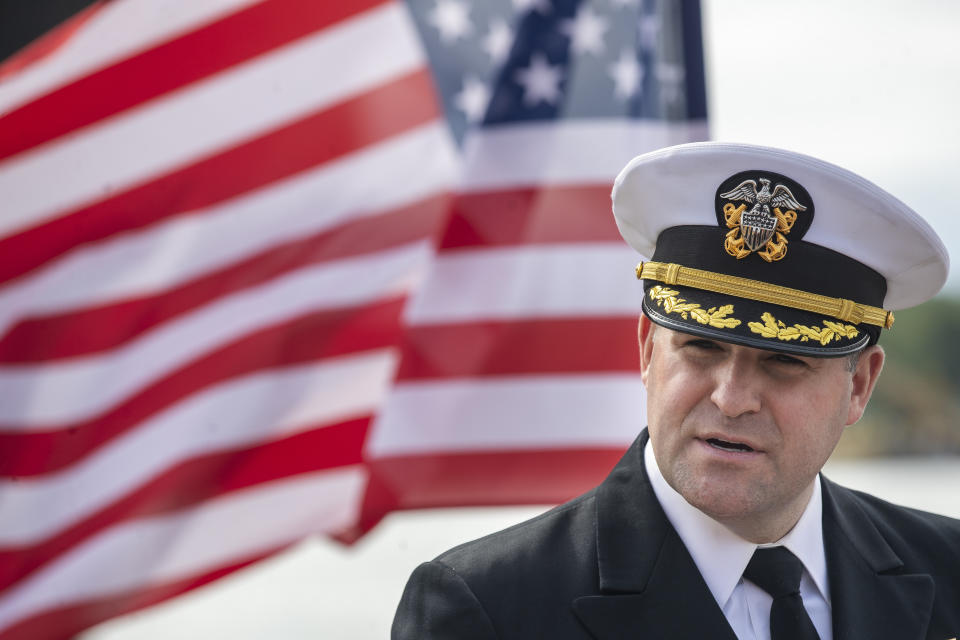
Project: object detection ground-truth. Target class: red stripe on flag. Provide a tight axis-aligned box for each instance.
[0,298,406,477]
[0,418,368,593]
[0,0,390,161]
[439,185,620,249]
[338,447,629,542]
[0,194,449,363]
[377,448,627,508]
[397,317,640,379]
[0,68,440,285]
[0,546,282,640]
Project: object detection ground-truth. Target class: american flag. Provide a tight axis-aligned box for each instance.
[0,0,706,636]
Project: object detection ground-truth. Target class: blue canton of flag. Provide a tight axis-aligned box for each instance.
[404,0,707,144]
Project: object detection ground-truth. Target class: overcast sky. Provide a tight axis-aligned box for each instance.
[703,0,960,292]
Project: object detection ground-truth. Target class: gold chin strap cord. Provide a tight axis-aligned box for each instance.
[636,261,894,329]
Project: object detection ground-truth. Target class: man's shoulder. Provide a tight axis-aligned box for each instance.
[393,488,607,638]
[828,479,960,565]
[836,481,960,534]
[434,488,600,578]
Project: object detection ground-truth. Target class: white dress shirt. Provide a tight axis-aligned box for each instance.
[644,443,833,640]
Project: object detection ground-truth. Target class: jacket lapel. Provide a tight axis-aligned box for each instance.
[821,476,935,640]
[572,432,737,639]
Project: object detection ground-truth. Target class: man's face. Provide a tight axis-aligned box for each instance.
[638,316,884,541]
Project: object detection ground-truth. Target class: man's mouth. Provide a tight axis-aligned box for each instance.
[706,438,755,453]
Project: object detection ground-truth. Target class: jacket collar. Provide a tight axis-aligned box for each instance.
[572,431,737,638]
[821,475,935,640]
[572,432,936,639]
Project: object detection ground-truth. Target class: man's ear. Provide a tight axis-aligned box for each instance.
[638,314,656,386]
[846,345,885,426]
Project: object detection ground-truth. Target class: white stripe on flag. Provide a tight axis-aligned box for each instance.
[367,375,644,457]
[0,466,367,630]
[0,353,395,544]
[460,119,709,190]
[0,0,265,115]
[0,122,456,328]
[0,1,425,237]
[404,245,643,324]
[0,242,431,426]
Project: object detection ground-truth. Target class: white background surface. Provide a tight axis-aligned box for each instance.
[80,0,960,637]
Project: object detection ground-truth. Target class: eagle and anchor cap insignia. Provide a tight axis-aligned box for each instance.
[610,141,950,357]
[715,169,814,262]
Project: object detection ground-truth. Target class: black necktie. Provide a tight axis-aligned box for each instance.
[743,546,821,640]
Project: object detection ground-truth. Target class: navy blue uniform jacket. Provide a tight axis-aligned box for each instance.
[393,432,960,639]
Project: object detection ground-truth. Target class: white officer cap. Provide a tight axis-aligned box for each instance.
[612,141,949,355]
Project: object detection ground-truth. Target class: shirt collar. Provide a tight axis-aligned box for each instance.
[643,441,830,607]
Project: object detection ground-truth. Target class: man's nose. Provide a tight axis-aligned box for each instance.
[709,357,762,417]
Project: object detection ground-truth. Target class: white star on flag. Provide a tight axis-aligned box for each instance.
[560,6,609,56]
[483,18,514,65]
[511,0,552,16]
[514,53,564,107]
[454,75,491,123]
[428,0,473,44]
[608,49,643,100]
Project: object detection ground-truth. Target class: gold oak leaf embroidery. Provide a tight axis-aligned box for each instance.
[748,312,858,345]
[649,286,741,329]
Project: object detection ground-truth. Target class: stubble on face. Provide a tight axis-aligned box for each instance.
[638,318,880,542]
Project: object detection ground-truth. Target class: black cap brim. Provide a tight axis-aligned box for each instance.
[642,281,873,357]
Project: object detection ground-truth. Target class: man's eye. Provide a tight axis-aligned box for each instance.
[771,353,805,366]
[686,339,721,351]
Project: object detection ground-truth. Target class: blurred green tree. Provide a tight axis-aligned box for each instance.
[838,295,960,456]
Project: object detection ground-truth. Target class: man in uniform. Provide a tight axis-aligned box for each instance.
[392,142,960,639]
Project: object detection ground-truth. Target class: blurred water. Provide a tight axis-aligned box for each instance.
[81,456,959,640]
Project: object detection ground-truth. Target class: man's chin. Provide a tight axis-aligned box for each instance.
[682,490,760,522]
[671,471,767,522]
